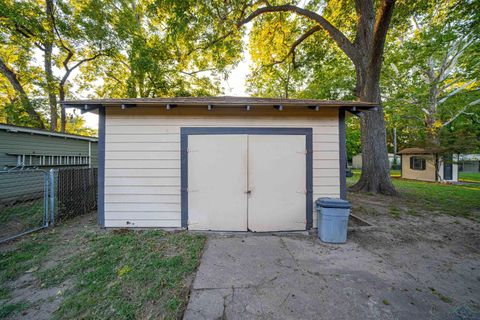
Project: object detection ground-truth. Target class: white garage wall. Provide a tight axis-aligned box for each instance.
[104,107,340,228]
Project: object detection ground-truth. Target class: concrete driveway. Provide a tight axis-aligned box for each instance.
[184,234,472,320]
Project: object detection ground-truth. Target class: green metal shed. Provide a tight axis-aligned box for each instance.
[0,124,98,204]
[0,124,98,169]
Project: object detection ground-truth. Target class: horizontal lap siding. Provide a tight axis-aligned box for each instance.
[0,130,98,168]
[104,107,340,228]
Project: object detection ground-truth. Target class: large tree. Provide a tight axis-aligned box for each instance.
[0,55,44,128]
[1,0,241,131]
[82,0,242,99]
[382,0,480,150]
[236,0,398,194]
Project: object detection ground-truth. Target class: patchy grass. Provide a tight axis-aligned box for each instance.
[0,199,45,239]
[0,238,52,286]
[0,301,28,318]
[0,217,206,319]
[348,170,480,221]
[389,206,402,219]
[459,172,480,183]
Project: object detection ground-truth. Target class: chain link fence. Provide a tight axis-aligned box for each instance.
[0,167,97,243]
[0,169,49,242]
[53,168,98,223]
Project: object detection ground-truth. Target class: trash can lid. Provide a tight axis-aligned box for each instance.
[316,197,351,209]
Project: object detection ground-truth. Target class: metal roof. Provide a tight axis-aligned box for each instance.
[62,96,378,113]
[0,123,98,142]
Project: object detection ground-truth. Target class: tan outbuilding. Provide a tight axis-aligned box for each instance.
[398,148,458,183]
[64,97,377,231]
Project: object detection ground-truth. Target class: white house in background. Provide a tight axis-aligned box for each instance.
[398,148,458,183]
[63,97,377,232]
[352,153,398,169]
[459,154,480,173]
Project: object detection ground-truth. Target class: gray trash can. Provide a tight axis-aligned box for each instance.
[316,198,351,243]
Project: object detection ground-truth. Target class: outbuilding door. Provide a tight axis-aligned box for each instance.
[187,134,306,231]
[443,155,453,180]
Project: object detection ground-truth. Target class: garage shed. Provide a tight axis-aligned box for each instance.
[64,97,377,231]
[398,148,458,183]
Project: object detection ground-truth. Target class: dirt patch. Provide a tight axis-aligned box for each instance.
[347,192,480,309]
[1,214,206,319]
[6,276,74,320]
[0,214,98,319]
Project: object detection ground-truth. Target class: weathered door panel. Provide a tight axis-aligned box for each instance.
[188,135,248,231]
[443,155,453,181]
[247,135,306,231]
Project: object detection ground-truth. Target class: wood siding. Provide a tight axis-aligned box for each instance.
[401,154,436,182]
[104,107,341,228]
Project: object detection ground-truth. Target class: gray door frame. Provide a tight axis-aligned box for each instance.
[180,127,313,229]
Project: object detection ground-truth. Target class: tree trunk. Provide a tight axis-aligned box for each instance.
[348,0,397,195]
[350,64,397,195]
[59,84,66,132]
[0,57,45,128]
[44,43,58,131]
[45,0,58,132]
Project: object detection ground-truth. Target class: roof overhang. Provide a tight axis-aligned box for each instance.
[62,97,379,116]
[0,124,98,142]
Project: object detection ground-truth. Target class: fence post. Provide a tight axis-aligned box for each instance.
[44,171,49,227]
[49,169,55,226]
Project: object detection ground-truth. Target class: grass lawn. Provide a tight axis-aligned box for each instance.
[0,216,206,319]
[0,199,45,241]
[459,172,480,183]
[390,169,401,177]
[348,170,480,221]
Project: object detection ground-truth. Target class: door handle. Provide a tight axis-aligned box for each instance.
[245,190,252,194]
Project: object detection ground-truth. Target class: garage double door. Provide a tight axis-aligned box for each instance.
[187,134,306,231]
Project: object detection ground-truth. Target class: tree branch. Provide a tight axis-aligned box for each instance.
[438,79,476,105]
[436,36,473,83]
[248,25,321,73]
[60,53,105,87]
[11,24,45,51]
[442,97,480,127]
[237,4,358,64]
[289,25,321,67]
[179,68,217,76]
[260,25,322,68]
[0,57,45,128]
[370,0,396,70]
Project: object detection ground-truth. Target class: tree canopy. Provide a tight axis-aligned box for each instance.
[0,0,478,169]
[244,0,479,155]
[0,0,243,133]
